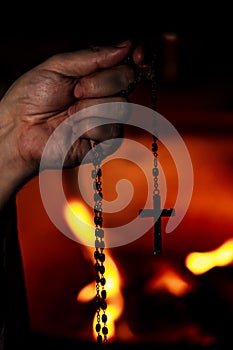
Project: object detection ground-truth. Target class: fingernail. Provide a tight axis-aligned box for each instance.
[114,40,131,48]
[68,105,75,116]
[74,84,83,98]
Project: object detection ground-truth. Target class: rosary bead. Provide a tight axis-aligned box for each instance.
[94,205,102,213]
[153,167,159,176]
[94,262,101,271]
[97,334,102,344]
[102,314,107,323]
[152,94,156,101]
[99,265,105,274]
[94,216,103,226]
[95,228,104,238]
[94,193,102,201]
[98,252,105,262]
[94,250,100,260]
[92,170,97,178]
[99,241,105,249]
[102,326,108,335]
[120,89,127,97]
[152,143,158,152]
[95,296,101,308]
[96,168,102,177]
[100,277,106,286]
[101,289,107,299]
[95,240,105,249]
[95,239,101,248]
[96,275,100,283]
[100,300,107,310]
[95,323,101,332]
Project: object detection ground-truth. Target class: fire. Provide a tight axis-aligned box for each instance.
[185,238,233,275]
[64,200,124,341]
[146,263,193,297]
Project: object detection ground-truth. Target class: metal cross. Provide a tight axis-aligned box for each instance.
[139,194,175,254]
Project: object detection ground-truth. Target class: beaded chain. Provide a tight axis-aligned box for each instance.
[92,142,108,345]
[149,54,160,196]
[91,51,158,346]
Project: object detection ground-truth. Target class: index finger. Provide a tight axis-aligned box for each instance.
[41,40,135,77]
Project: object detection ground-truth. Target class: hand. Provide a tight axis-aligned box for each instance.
[0,40,144,208]
[0,40,143,170]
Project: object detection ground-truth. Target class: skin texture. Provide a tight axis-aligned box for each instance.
[0,40,144,210]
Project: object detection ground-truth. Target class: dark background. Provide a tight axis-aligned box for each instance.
[0,3,233,87]
[1,4,233,350]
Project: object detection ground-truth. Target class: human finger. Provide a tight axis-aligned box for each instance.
[42,40,135,77]
[67,96,130,122]
[73,64,136,99]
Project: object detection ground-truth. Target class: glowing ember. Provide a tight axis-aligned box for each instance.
[64,200,124,341]
[185,238,233,275]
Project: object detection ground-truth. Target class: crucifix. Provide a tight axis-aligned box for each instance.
[91,48,176,346]
[137,52,175,254]
[139,194,175,254]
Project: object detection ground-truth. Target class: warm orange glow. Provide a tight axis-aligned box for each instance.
[185,238,233,275]
[64,200,124,341]
[146,265,192,297]
[64,201,94,246]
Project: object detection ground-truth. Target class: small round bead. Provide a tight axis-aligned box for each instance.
[95,228,104,237]
[94,250,100,260]
[97,168,102,177]
[98,253,105,262]
[94,205,102,213]
[101,300,107,310]
[101,289,107,299]
[97,334,102,344]
[94,262,100,271]
[96,275,100,283]
[102,314,107,323]
[100,277,106,286]
[95,239,101,248]
[95,296,101,308]
[152,143,158,152]
[94,193,101,201]
[95,323,101,332]
[99,265,105,274]
[91,170,97,178]
[99,241,105,249]
[152,167,159,176]
[94,216,103,226]
[102,326,108,335]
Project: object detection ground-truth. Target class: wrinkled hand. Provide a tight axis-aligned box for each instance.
[1,40,143,178]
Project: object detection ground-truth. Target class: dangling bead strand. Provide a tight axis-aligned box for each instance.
[92,143,108,345]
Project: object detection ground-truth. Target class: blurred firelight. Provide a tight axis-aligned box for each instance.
[64,200,124,341]
[185,238,233,275]
[146,263,193,297]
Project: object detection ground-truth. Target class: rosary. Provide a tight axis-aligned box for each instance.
[91,51,175,346]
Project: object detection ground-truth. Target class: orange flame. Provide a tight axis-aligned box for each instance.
[146,264,192,297]
[64,200,124,341]
[185,238,233,275]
